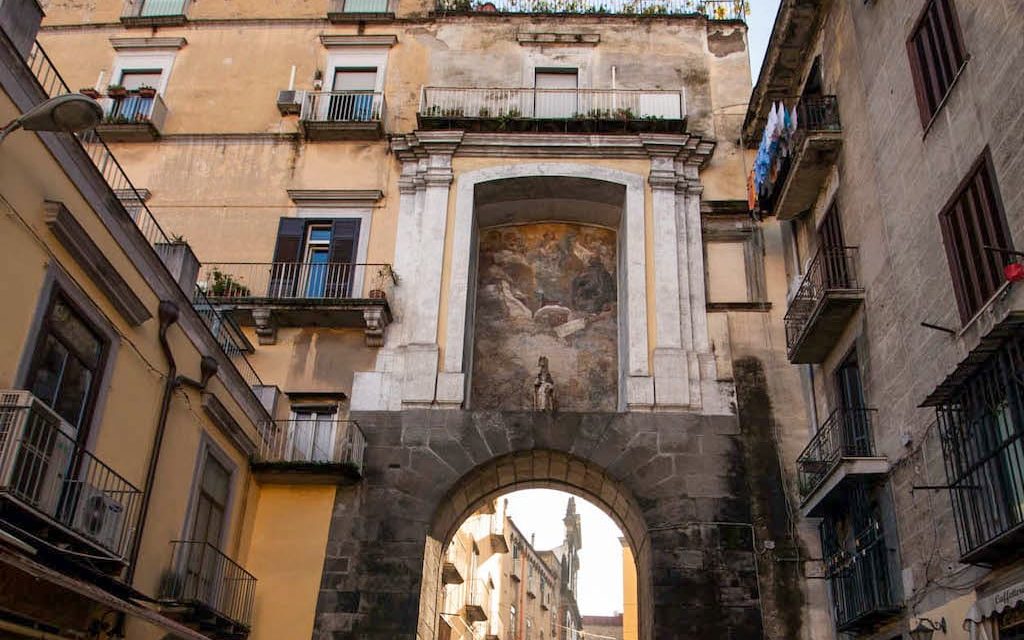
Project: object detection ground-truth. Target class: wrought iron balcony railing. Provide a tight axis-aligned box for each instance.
[419,86,686,122]
[330,0,391,12]
[25,43,263,393]
[936,330,1024,563]
[254,419,365,470]
[198,262,396,302]
[99,93,168,128]
[435,0,747,19]
[797,408,876,499]
[443,535,470,584]
[161,540,257,630]
[825,535,901,631]
[460,578,491,622]
[300,91,385,123]
[0,391,142,562]
[784,246,862,358]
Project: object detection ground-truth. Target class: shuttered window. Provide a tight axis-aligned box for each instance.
[939,151,1012,322]
[270,218,361,298]
[907,0,967,126]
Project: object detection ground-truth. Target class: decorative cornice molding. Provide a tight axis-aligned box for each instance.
[42,200,151,326]
[517,31,600,45]
[319,34,398,48]
[109,36,187,50]
[287,189,384,207]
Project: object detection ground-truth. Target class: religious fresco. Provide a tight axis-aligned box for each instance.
[471,222,618,411]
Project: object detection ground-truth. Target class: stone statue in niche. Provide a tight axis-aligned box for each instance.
[533,356,557,412]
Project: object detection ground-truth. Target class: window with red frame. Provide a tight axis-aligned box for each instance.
[907,0,967,126]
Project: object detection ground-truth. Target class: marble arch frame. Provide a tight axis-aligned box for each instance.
[438,163,651,412]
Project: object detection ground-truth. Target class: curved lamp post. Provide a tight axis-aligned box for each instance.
[0,94,103,144]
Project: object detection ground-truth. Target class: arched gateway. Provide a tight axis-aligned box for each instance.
[313,410,766,639]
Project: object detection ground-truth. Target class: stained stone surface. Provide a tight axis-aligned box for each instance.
[471,223,618,411]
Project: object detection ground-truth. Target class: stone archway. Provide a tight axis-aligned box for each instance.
[313,409,766,640]
[419,449,653,640]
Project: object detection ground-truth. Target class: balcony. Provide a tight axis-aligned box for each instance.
[826,535,902,632]
[434,0,747,19]
[95,92,168,142]
[485,617,503,640]
[510,561,522,582]
[930,326,1024,565]
[251,419,365,484]
[541,587,553,610]
[785,246,863,364]
[526,576,537,598]
[159,540,257,639]
[0,390,142,571]
[442,536,469,585]
[197,262,395,347]
[299,91,385,140]
[486,513,510,555]
[328,0,394,21]
[121,0,190,26]
[762,96,843,220]
[460,579,491,623]
[417,87,686,134]
[797,408,889,518]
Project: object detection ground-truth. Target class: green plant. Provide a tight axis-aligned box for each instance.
[614,107,636,119]
[424,104,442,116]
[106,83,126,94]
[477,106,491,117]
[209,269,251,297]
[169,233,187,244]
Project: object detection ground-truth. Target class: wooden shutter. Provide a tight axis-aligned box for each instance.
[327,219,361,297]
[818,206,850,289]
[269,218,306,297]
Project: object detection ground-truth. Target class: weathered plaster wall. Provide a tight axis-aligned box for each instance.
[471,223,618,411]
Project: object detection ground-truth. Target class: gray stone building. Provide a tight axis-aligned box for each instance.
[744,0,1024,638]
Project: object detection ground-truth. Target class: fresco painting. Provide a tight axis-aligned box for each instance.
[471,222,618,411]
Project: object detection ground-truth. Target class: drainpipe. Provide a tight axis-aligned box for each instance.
[125,301,219,585]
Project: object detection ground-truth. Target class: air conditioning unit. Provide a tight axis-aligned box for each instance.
[72,484,127,552]
[276,89,303,115]
[0,390,76,516]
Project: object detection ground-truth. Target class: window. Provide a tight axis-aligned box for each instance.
[119,69,162,91]
[327,67,379,121]
[939,151,1012,322]
[270,217,362,298]
[287,406,338,462]
[907,0,967,125]
[190,451,231,547]
[510,604,517,637]
[936,331,1024,562]
[26,294,107,437]
[534,68,578,119]
[703,214,767,306]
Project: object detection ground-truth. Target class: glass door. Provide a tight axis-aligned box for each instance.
[329,68,378,121]
[288,408,337,462]
[303,225,332,298]
[534,69,578,119]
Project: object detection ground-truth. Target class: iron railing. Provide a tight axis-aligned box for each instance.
[122,0,190,18]
[330,0,391,12]
[797,408,877,498]
[198,262,396,301]
[824,532,901,630]
[0,395,142,561]
[435,0,747,18]
[300,91,385,123]
[784,246,861,353]
[254,419,365,470]
[460,578,492,613]
[192,289,263,388]
[420,87,686,121]
[937,332,1024,561]
[99,93,168,130]
[161,540,257,628]
[24,43,263,392]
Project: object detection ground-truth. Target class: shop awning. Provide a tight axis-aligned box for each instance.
[965,580,1024,640]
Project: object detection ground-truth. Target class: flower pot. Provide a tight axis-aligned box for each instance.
[368,289,387,299]
[108,88,128,99]
[137,88,157,98]
[79,88,100,99]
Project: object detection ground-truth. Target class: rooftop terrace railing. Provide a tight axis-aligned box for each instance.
[24,42,263,390]
[435,0,747,17]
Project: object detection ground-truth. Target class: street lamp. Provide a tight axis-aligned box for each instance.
[909,617,948,640]
[0,94,103,144]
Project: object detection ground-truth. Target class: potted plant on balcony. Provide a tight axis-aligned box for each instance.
[368,266,396,299]
[79,87,101,99]
[107,84,128,99]
[208,269,251,298]
[136,84,158,99]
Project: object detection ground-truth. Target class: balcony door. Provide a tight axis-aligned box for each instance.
[834,350,870,456]
[288,407,337,463]
[328,67,378,121]
[534,69,578,119]
[270,218,361,298]
[114,69,162,122]
[818,205,852,289]
[185,452,231,609]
